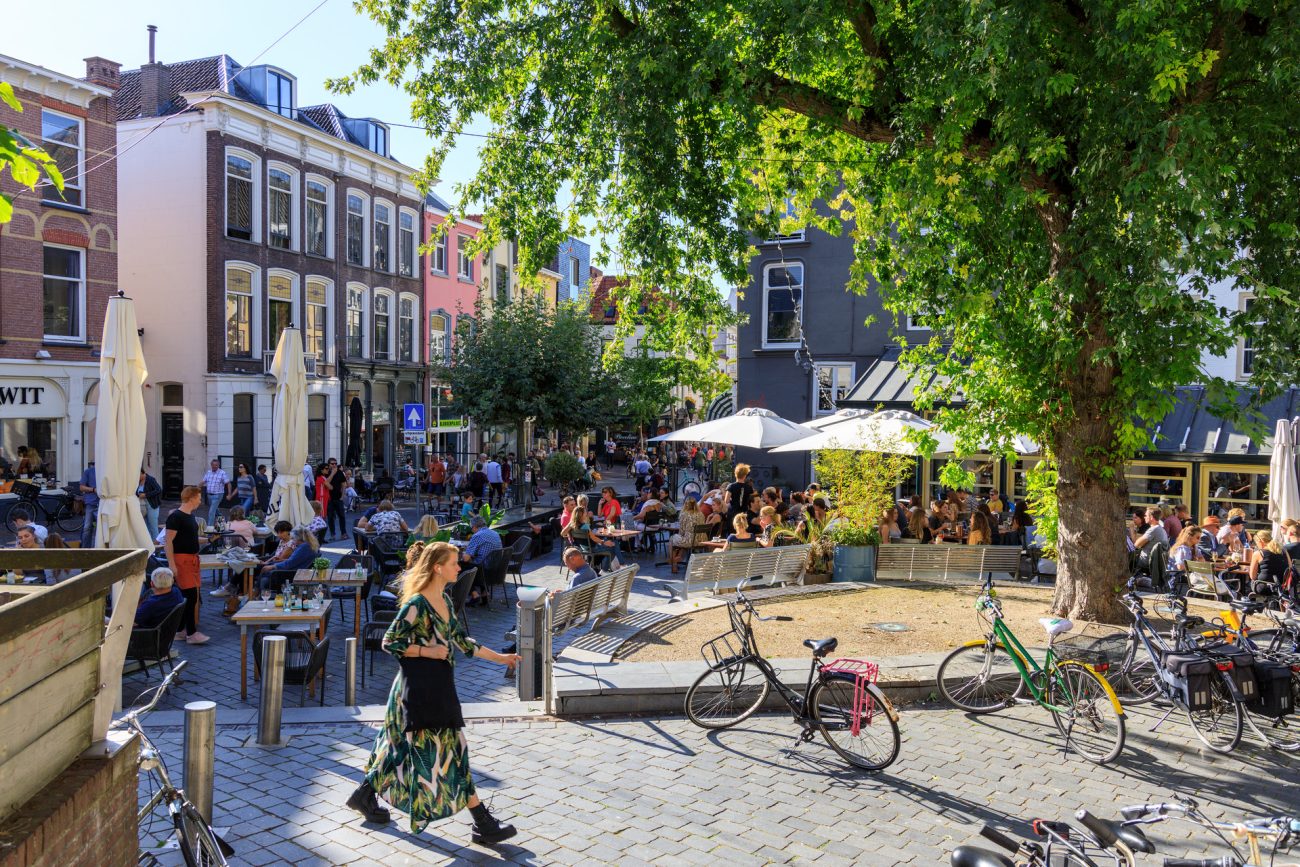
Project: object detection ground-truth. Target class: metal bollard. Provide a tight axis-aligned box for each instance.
[257,635,286,746]
[344,636,357,707]
[515,587,549,703]
[183,700,216,823]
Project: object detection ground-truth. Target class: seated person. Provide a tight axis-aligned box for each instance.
[225,505,256,548]
[1198,515,1225,559]
[256,527,320,593]
[721,513,758,551]
[13,526,48,583]
[217,521,295,598]
[657,489,678,520]
[668,497,705,573]
[11,513,48,544]
[307,501,328,540]
[630,489,662,531]
[756,505,782,548]
[361,500,409,536]
[135,567,184,629]
[562,546,600,590]
[412,514,441,543]
[459,516,503,606]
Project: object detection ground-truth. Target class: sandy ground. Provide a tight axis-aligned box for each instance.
[617,583,1078,662]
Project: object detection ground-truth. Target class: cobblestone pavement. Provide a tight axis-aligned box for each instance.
[138,701,1299,866]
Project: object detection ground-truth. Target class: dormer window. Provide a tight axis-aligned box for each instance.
[368,123,388,157]
[267,70,294,118]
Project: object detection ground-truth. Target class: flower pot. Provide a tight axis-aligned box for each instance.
[832,544,877,582]
[803,571,832,585]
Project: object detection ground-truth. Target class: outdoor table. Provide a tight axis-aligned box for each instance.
[231,598,333,700]
[599,527,643,558]
[296,569,366,638]
[198,553,258,594]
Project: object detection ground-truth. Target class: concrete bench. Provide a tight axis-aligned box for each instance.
[876,544,1022,582]
[670,545,811,602]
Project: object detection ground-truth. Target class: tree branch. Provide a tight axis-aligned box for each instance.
[757,73,897,143]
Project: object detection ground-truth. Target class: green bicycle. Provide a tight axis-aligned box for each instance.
[937,576,1127,764]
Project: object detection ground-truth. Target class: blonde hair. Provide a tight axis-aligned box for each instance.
[400,541,459,604]
[1254,530,1283,555]
[968,512,993,546]
[416,514,441,538]
[1228,507,1246,521]
[683,497,700,514]
[908,507,927,538]
[732,513,749,533]
[734,463,751,480]
[759,505,777,521]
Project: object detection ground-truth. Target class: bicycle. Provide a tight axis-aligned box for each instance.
[114,662,234,866]
[936,575,1126,764]
[683,578,902,771]
[1118,795,1300,867]
[4,480,83,534]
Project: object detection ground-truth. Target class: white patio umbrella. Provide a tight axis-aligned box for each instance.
[95,294,152,550]
[646,407,817,449]
[803,407,875,430]
[775,409,1037,456]
[1268,417,1300,539]
[265,327,315,528]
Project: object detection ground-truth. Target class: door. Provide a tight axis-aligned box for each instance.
[161,412,184,496]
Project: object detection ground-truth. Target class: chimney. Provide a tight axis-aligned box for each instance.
[147,25,157,64]
[138,26,170,117]
[83,57,122,90]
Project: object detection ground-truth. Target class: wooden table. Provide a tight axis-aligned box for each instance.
[296,569,366,638]
[231,599,332,700]
[198,554,259,594]
[597,527,642,558]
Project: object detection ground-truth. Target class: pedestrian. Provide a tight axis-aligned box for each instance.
[235,463,256,513]
[79,461,98,548]
[484,455,503,507]
[314,463,332,526]
[302,460,314,494]
[254,464,272,513]
[325,458,346,541]
[165,486,208,644]
[426,454,447,511]
[347,541,520,845]
[137,468,163,540]
[202,459,230,527]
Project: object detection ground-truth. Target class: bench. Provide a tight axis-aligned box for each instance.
[670,545,811,602]
[536,564,640,661]
[875,544,1022,582]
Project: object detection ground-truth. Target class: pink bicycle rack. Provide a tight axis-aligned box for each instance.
[821,658,880,736]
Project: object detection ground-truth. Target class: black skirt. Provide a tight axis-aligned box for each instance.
[399,656,465,732]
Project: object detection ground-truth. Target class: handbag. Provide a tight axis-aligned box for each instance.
[399,653,464,732]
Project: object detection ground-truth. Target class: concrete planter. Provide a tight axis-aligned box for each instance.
[832,544,877,582]
[803,571,832,585]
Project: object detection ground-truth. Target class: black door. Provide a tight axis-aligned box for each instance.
[161,412,184,496]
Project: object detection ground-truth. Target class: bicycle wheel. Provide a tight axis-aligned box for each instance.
[1046,662,1126,764]
[1114,638,1160,705]
[176,802,229,867]
[1184,669,1244,754]
[936,642,1025,713]
[811,676,901,771]
[684,661,770,729]
[4,501,36,533]
[52,502,83,534]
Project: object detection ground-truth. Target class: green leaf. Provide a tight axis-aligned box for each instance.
[0,82,20,112]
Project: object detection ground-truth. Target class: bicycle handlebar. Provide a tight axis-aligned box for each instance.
[1163,859,1240,867]
[979,825,1020,853]
[1075,810,1117,849]
[113,660,188,727]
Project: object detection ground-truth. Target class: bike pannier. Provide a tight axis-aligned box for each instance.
[1207,647,1257,703]
[1250,659,1295,718]
[1162,652,1217,711]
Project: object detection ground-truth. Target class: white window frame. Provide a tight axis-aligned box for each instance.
[1237,292,1258,380]
[431,230,447,275]
[304,174,333,258]
[905,315,930,332]
[398,207,418,278]
[41,243,86,343]
[373,199,395,273]
[373,288,394,361]
[398,292,420,363]
[761,260,804,349]
[345,189,369,267]
[345,282,369,358]
[568,256,581,289]
[265,268,300,351]
[266,161,299,251]
[456,233,474,281]
[429,310,451,365]
[39,108,84,207]
[812,362,856,416]
[224,148,261,243]
[224,261,261,358]
[304,276,333,364]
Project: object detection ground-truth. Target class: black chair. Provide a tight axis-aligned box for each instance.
[331,554,375,629]
[125,603,186,679]
[451,566,478,626]
[360,595,399,687]
[481,548,509,608]
[264,568,297,595]
[567,529,613,574]
[504,536,531,591]
[252,630,331,707]
[370,533,408,580]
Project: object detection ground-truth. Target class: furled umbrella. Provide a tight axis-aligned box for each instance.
[646,407,817,449]
[1268,417,1300,540]
[95,293,152,549]
[266,327,315,528]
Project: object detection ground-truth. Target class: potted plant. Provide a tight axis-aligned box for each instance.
[773,513,834,584]
[829,524,881,582]
[544,451,585,493]
[312,556,331,579]
[809,447,915,583]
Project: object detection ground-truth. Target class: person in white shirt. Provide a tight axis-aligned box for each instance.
[302,461,314,492]
[604,439,617,469]
[11,514,48,544]
[485,458,504,506]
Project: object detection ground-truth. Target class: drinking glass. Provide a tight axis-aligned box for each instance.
[260,587,271,609]
[314,584,325,608]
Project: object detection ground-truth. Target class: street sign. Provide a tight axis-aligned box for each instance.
[403,403,426,432]
[404,431,428,445]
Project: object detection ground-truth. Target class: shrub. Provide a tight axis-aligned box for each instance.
[544,451,585,486]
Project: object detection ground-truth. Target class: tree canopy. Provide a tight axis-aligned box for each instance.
[342,0,1300,619]
[0,83,63,223]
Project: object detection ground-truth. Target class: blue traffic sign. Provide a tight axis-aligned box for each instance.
[403,403,426,432]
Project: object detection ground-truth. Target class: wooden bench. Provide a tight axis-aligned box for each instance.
[670,545,811,602]
[538,564,640,662]
[875,544,1022,582]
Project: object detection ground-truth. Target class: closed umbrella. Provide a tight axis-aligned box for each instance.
[1268,418,1300,539]
[266,327,315,528]
[646,407,816,449]
[95,294,152,549]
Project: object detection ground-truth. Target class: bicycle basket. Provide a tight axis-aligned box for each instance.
[700,629,748,671]
[1053,628,1126,673]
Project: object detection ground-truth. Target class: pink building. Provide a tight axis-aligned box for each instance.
[423,192,482,456]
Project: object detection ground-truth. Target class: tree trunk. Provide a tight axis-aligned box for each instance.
[1052,441,1130,623]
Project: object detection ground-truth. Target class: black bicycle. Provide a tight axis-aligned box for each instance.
[683,578,902,771]
[4,480,82,534]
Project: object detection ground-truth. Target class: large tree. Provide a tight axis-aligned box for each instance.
[339,0,1300,620]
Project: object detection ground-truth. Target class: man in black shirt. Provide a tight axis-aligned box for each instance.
[725,463,756,529]
[165,485,206,644]
[325,458,347,541]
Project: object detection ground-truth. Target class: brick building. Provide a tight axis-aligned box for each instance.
[115,49,424,492]
[0,53,120,483]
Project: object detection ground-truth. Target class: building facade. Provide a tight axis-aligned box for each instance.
[0,54,121,484]
[553,236,591,304]
[116,52,424,492]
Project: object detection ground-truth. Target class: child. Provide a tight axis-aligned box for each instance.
[343,471,359,512]
[460,491,476,521]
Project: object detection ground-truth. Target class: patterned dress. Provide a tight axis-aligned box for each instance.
[363,592,480,832]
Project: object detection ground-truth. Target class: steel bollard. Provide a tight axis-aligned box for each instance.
[515,586,549,702]
[344,636,357,707]
[257,635,286,746]
[183,700,216,823]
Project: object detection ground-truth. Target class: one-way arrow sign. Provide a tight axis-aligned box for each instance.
[403,403,426,432]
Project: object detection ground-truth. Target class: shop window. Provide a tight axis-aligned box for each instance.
[1202,464,1271,531]
[927,455,996,502]
[1124,461,1190,513]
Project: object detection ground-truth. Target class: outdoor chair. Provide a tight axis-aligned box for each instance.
[359,591,400,687]
[369,533,408,580]
[1131,542,1168,591]
[568,529,614,574]
[504,536,531,591]
[332,554,375,629]
[252,630,332,707]
[125,603,186,680]
[1185,560,1236,601]
[480,548,509,608]
[450,566,479,629]
[264,568,297,594]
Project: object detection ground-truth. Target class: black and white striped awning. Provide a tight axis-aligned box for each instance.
[705,392,734,421]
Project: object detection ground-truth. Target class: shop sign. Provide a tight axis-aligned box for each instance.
[0,381,65,419]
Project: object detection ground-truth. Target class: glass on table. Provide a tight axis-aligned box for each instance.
[260,587,272,609]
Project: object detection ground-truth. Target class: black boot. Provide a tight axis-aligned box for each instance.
[346,780,391,824]
[470,802,517,845]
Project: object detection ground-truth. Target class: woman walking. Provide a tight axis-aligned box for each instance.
[347,541,521,845]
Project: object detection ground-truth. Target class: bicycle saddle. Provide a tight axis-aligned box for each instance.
[803,637,838,657]
[1228,599,1266,614]
[949,845,1014,867]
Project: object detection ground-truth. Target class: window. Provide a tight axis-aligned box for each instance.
[429,312,449,364]
[1201,463,1271,531]
[225,153,255,241]
[346,192,366,266]
[374,202,392,272]
[905,315,930,332]
[760,196,805,244]
[161,384,184,406]
[267,167,293,249]
[373,292,391,360]
[813,363,856,415]
[307,395,326,463]
[398,210,416,277]
[305,278,329,362]
[431,232,447,274]
[267,272,294,349]
[40,110,83,207]
[1239,294,1259,378]
[346,285,367,357]
[42,245,85,341]
[494,263,510,305]
[1124,461,1191,513]
[568,256,581,290]
[305,178,330,257]
[368,123,388,157]
[456,234,473,280]
[266,70,294,118]
[398,295,416,362]
[762,262,803,348]
[225,266,255,357]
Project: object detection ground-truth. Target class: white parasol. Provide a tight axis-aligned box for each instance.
[265,327,315,528]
